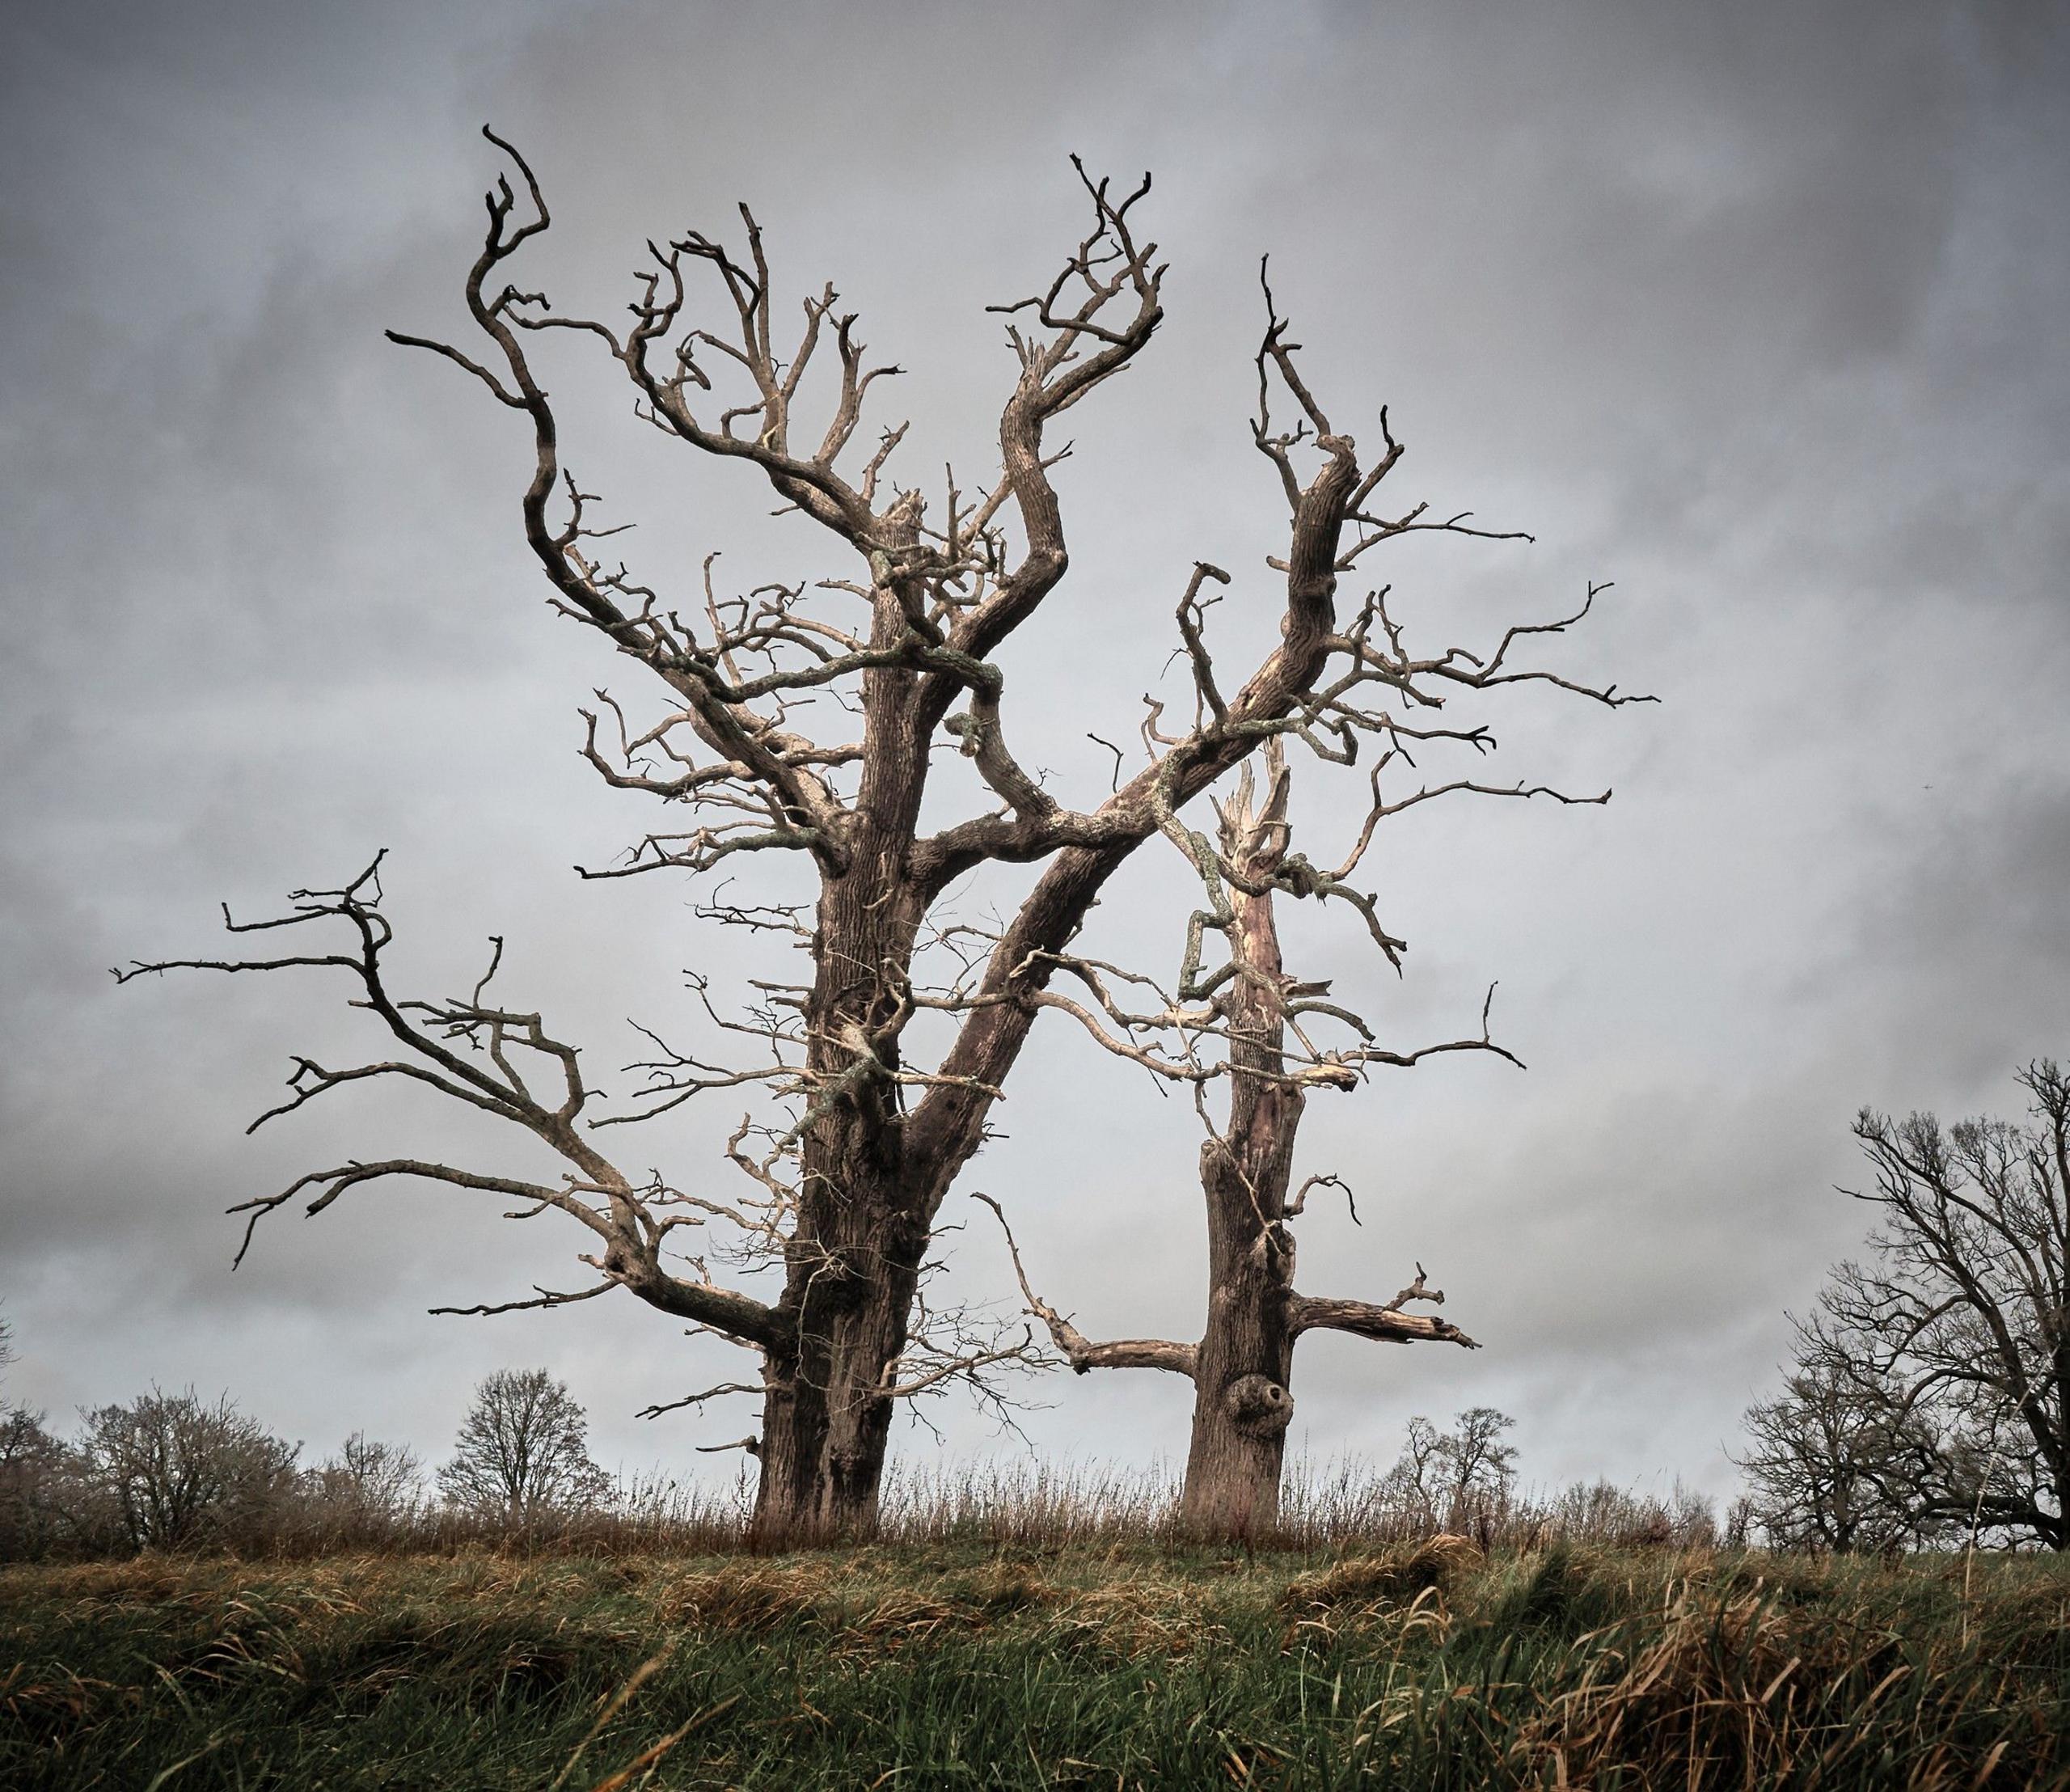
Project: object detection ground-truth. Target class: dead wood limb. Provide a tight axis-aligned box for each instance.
[976,1195,1198,1378]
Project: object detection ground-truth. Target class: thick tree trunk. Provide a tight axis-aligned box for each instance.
[750,1193,923,1544]
[750,653,936,1545]
[1179,868,1303,1537]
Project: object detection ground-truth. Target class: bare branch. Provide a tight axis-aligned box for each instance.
[1290,1291,1480,1349]
[975,1194,1198,1378]
[428,1282,616,1318]
[639,1383,763,1422]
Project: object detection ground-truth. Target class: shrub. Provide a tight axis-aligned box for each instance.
[294,1432,425,1547]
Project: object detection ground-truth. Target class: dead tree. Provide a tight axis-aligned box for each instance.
[118,130,1639,1542]
[985,745,1519,1536]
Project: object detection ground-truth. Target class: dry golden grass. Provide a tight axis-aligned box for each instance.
[2,1541,2064,1788]
[1282,1531,1485,1610]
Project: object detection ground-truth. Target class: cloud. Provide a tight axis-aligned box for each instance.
[2,0,2067,1500]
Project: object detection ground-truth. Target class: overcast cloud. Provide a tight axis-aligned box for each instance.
[2,0,2066,1503]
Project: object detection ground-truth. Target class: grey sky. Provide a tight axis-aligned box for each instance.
[2,0,2065,1503]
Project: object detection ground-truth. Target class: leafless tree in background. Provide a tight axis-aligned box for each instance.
[0,1318,62,1560]
[74,1390,300,1553]
[437,1367,608,1519]
[983,745,1518,1535]
[1742,1059,2068,1550]
[1736,1350,1939,1552]
[303,1432,425,1532]
[0,1409,62,1561]
[120,129,1638,1540]
[1380,1409,1519,1534]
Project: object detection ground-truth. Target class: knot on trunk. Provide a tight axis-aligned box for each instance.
[1222,1373,1294,1437]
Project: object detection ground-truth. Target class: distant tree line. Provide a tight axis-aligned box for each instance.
[0,1355,617,1558]
[2,1325,1735,1558]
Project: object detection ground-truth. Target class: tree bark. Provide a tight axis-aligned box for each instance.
[1179,850,1303,1537]
[751,1223,919,1542]
[752,654,931,1543]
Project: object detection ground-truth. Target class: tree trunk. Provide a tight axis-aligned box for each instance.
[750,682,933,1544]
[1179,860,1303,1537]
[750,1191,923,1544]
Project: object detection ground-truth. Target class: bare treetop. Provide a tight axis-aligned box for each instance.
[120,130,1641,1539]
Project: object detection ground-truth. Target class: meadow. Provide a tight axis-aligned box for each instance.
[5,1527,2066,1790]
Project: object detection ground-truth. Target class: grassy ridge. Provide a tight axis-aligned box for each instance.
[4,1541,2066,1789]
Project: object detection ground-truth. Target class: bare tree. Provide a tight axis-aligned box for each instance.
[1736,1352,1938,1553]
[1743,1059,2069,1551]
[0,1408,62,1561]
[119,131,1637,1541]
[303,1431,424,1532]
[1433,1406,1520,1530]
[1379,1408,1519,1535]
[75,1389,300,1553]
[1379,1413,1452,1530]
[981,746,1550,1535]
[0,1317,62,1561]
[438,1367,610,1520]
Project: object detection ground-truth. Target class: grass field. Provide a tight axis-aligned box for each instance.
[4,1538,2066,1790]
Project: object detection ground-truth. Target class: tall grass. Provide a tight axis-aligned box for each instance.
[7,1460,2061,1784]
[7,1452,1736,1562]
[4,1538,2064,1788]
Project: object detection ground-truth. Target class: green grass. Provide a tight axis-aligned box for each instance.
[4,1540,2067,1789]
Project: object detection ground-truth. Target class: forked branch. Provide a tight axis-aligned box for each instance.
[113,861,786,1351]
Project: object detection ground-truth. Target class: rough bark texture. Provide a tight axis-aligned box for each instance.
[750,649,930,1540]
[1180,832,1303,1536]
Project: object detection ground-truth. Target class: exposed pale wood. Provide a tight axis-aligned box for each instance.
[1290,1295,1479,1349]
[977,1195,1198,1379]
